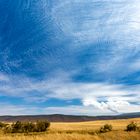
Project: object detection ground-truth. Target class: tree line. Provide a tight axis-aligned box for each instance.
[0,120,50,133]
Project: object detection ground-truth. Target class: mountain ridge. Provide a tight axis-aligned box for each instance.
[0,112,140,122]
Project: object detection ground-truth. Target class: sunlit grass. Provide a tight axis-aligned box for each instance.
[0,118,140,140]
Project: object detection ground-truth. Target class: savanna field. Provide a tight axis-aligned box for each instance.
[0,118,140,140]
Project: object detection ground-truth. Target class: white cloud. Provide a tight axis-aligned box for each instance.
[0,103,42,116]
[0,103,116,116]
[49,0,140,81]
[52,0,140,46]
[0,73,9,81]
[0,0,140,116]
[83,97,130,113]
[44,105,115,116]
[0,73,139,115]
[0,103,140,116]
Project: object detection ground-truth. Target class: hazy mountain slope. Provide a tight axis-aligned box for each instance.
[0,113,140,122]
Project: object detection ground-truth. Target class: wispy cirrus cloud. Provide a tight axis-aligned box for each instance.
[48,0,140,83]
[52,0,140,46]
[0,103,114,116]
[0,72,140,115]
[0,0,140,115]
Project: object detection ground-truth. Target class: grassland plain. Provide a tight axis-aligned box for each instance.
[0,118,140,140]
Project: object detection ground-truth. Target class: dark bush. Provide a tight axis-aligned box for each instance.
[3,125,13,133]
[36,120,50,132]
[4,120,50,133]
[126,122,138,132]
[99,124,113,133]
[0,122,7,128]
[21,122,36,133]
[137,126,140,132]
[11,121,23,133]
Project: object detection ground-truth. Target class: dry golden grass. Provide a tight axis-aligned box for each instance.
[50,117,140,131]
[0,118,140,140]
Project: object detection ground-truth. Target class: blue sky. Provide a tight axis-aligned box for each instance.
[0,0,140,115]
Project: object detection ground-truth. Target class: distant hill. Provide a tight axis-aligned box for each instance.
[119,112,140,118]
[0,112,140,122]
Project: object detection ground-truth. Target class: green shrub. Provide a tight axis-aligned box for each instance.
[99,124,113,133]
[4,120,50,133]
[3,125,13,133]
[0,122,7,128]
[21,122,36,133]
[36,120,50,132]
[11,121,23,133]
[126,122,138,132]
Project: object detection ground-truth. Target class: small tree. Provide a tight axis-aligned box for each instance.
[126,122,138,131]
[36,120,50,132]
[100,124,113,133]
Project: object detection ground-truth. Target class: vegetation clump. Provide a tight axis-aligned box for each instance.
[0,122,7,128]
[35,120,50,132]
[126,122,138,132]
[99,124,113,133]
[4,120,50,133]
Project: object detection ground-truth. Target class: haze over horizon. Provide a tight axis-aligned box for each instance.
[0,0,140,116]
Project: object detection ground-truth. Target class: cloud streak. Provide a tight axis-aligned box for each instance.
[0,72,139,114]
[0,0,140,115]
